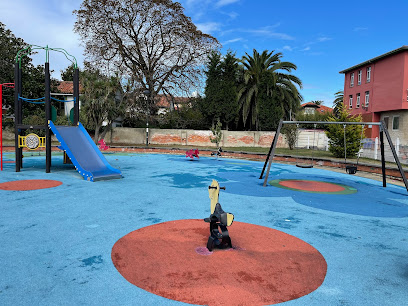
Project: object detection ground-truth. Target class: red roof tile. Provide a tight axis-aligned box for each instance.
[57,81,83,94]
[301,102,333,113]
[155,95,190,109]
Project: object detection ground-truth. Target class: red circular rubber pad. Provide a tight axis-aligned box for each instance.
[112,220,327,305]
[0,179,62,191]
[280,180,345,192]
[270,179,357,194]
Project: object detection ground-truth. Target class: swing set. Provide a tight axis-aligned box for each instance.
[295,123,318,169]
[260,120,408,192]
[343,124,365,175]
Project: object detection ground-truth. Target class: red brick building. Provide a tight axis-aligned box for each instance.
[340,46,408,141]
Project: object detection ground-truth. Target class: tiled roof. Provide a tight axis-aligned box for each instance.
[57,81,83,94]
[155,95,190,109]
[301,102,333,113]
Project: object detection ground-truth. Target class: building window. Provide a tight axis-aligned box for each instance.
[350,72,354,87]
[392,116,399,130]
[383,116,389,129]
[349,95,353,108]
[366,67,371,82]
[365,91,369,107]
[356,93,360,108]
[358,70,362,85]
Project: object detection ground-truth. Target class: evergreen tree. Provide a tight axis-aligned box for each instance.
[0,22,27,86]
[203,51,223,125]
[0,22,47,114]
[219,51,239,130]
[258,72,283,130]
[60,64,77,81]
[80,67,125,143]
[326,104,364,158]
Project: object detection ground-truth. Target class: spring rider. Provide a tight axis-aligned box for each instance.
[186,148,199,160]
[204,179,234,251]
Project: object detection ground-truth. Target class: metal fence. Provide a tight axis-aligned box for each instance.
[296,129,328,150]
[360,137,408,164]
[295,130,408,165]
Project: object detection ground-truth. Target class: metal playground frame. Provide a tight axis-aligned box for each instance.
[260,119,408,192]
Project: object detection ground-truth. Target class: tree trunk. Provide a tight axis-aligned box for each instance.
[100,122,112,142]
[94,123,101,144]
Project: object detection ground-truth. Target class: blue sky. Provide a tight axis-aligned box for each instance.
[1,0,408,106]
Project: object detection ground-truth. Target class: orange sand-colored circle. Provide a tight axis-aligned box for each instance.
[0,179,62,191]
[112,219,327,305]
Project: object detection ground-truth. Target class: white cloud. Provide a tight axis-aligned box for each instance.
[317,36,332,42]
[226,25,294,40]
[282,45,293,51]
[216,0,240,8]
[181,0,211,20]
[196,22,221,34]
[249,30,294,40]
[298,35,331,54]
[222,38,244,45]
[223,11,239,19]
[0,0,84,80]
[353,27,368,32]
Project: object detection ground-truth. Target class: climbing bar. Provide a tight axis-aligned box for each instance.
[15,44,77,68]
[51,97,76,103]
[18,95,45,104]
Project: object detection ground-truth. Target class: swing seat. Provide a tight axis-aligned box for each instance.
[296,164,314,169]
[346,165,357,174]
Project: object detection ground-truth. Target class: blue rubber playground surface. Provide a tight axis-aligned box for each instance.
[0,151,407,305]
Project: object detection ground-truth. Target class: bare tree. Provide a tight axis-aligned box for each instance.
[74,0,220,109]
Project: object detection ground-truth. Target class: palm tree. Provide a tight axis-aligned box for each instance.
[311,100,323,105]
[333,90,344,118]
[237,49,302,130]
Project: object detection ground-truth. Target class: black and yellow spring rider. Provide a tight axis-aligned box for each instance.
[204,179,234,251]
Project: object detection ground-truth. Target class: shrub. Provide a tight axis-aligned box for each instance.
[281,124,298,150]
[325,104,364,158]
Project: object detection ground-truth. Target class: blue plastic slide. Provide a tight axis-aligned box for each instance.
[49,121,122,181]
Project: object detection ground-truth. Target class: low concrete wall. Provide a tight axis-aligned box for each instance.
[2,126,327,149]
[110,127,286,148]
[110,127,146,145]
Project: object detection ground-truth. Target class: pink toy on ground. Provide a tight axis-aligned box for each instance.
[186,149,199,160]
[98,139,110,151]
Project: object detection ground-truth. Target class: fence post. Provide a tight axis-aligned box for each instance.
[325,136,329,151]
[396,137,400,157]
[307,135,310,149]
[374,137,378,160]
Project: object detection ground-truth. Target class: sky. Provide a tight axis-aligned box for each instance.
[1,0,408,106]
